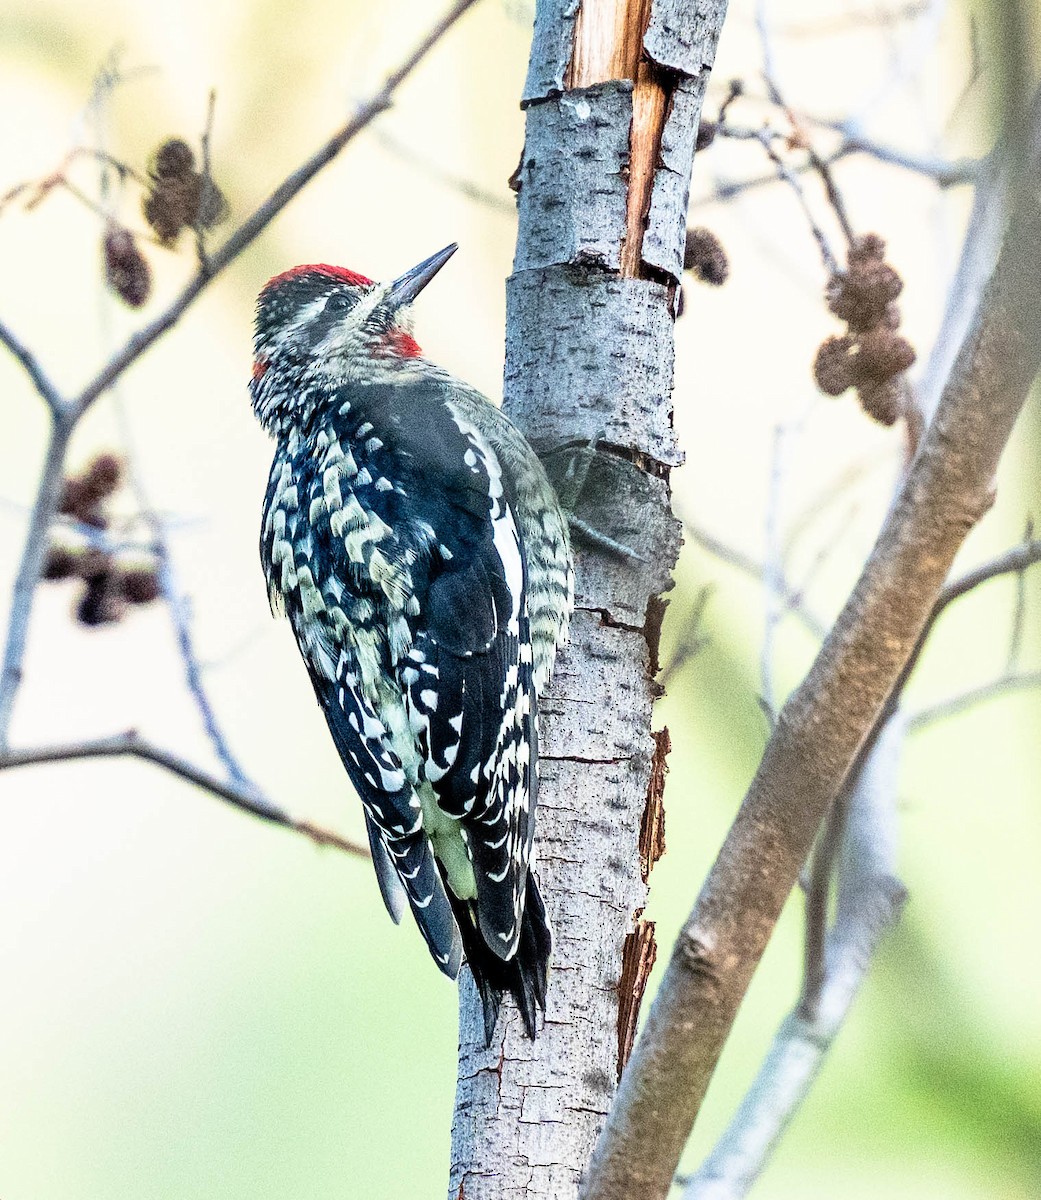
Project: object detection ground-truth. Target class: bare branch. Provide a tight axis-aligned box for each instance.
[696,140,976,211]
[0,730,370,858]
[0,418,74,747]
[683,518,828,641]
[660,584,713,687]
[583,95,1041,1200]
[371,128,516,216]
[804,143,855,246]
[937,537,1041,610]
[155,537,254,785]
[1006,518,1033,669]
[0,320,67,417]
[743,125,841,274]
[798,783,849,1021]
[194,88,219,272]
[682,715,908,1200]
[812,116,981,187]
[761,420,794,726]
[909,671,1041,730]
[109,368,255,786]
[916,85,1041,423]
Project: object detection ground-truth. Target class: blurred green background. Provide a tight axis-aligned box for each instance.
[1,1,1038,1197]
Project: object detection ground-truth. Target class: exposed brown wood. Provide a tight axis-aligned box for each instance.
[566,0,671,279]
[621,61,669,277]
[567,0,647,86]
[640,727,670,880]
[617,917,658,1077]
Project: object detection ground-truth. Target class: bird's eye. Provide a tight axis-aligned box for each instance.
[324,293,355,316]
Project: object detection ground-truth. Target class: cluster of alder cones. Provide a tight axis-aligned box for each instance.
[104,137,227,308]
[43,454,161,627]
[813,234,916,425]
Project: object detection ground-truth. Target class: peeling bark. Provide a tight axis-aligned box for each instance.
[617,918,658,1077]
[640,727,669,880]
[448,2,729,1197]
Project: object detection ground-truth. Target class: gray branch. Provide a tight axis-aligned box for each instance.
[0,417,74,747]
[909,671,1041,730]
[0,321,65,416]
[156,536,254,785]
[682,714,908,1200]
[682,517,827,640]
[938,538,1041,608]
[0,730,369,857]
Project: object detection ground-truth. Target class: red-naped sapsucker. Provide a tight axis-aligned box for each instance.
[250,245,573,1043]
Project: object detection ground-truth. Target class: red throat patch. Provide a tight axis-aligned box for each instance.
[252,357,270,383]
[383,329,422,358]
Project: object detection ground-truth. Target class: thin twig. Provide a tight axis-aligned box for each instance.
[0,730,370,858]
[108,356,254,785]
[937,538,1041,610]
[660,584,713,687]
[696,140,976,211]
[805,145,856,246]
[371,128,515,216]
[783,447,893,557]
[822,120,980,187]
[0,321,67,417]
[791,498,861,598]
[0,417,74,747]
[754,0,779,96]
[195,88,218,272]
[1006,519,1032,669]
[157,537,254,784]
[747,125,840,274]
[908,671,1041,730]
[682,519,827,641]
[759,67,859,253]
[798,783,849,1021]
[847,0,948,126]
[761,422,790,725]
[839,535,1041,811]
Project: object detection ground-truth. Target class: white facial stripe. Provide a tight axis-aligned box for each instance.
[272,295,328,352]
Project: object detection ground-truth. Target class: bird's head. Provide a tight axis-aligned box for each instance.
[251,243,456,435]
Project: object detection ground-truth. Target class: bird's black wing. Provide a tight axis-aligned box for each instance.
[378,387,539,963]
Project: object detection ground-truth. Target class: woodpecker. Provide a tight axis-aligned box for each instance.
[250,244,573,1043]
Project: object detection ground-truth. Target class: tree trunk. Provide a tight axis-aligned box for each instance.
[449,3,729,1196]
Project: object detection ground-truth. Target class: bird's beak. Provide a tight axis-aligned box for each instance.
[385,243,458,311]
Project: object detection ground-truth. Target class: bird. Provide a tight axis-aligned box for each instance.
[250,244,573,1044]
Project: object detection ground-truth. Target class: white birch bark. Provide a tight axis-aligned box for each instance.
[449,3,730,1197]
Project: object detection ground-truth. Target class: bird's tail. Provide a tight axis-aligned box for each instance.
[452,873,552,1047]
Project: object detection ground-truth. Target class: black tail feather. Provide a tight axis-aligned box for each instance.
[453,873,552,1046]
